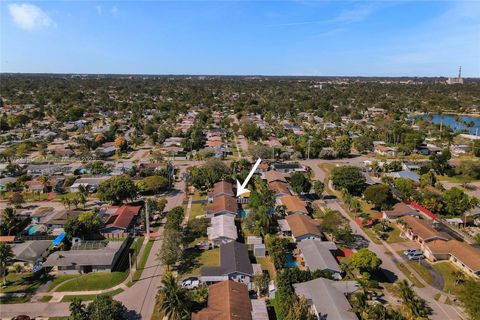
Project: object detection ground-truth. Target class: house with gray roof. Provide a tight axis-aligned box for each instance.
[43,239,128,274]
[297,239,342,279]
[293,278,359,320]
[200,241,253,287]
[11,240,51,268]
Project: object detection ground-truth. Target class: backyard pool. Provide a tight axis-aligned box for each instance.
[285,253,298,268]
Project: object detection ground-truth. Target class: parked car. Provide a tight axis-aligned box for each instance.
[182,277,200,289]
[404,248,421,256]
[407,252,425,260]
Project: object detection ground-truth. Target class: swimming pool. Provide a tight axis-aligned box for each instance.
[26,225,41,236]
[285,253,298,268]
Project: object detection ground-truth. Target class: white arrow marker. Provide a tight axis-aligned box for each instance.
[236,158,262,197]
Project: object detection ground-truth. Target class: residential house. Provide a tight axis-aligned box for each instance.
[297,239,342,279]
[383,203,420,221]
[192,280,252,320]
[27,164,68,175]
[44,239,128,274]
[100,205,141,234]
[11,240,51,269]
[207,215,238,245]
[385,170,420,182]
[200,241,253,286]
[285,214,322,242]
[399,216,450,245]
[269,181,291,198]
[205,195,238,219]
[374,145,396,156]
[278,195,308,215]
[423,240,480,278]
[207,181,234,202]
[263,170,287,184]
[0,177,17,191]
[70,176,110,193]
[45,210,83,229]
[293,278,359,320]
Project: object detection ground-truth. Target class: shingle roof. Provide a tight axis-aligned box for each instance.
[285,214,321,238]
[298,239,341,273]
[426,240,480,272]
[293,278,358,320]
[211,181,234,197]
[12,240,51,263]
[264,170,287,184]
[383,203,419,219]
[206,195,238,215]
[400,216,450,241]
[268,181,290,196]
[192,281,252,320]
[43,241,123,268]
[201,241,253,277]
[279,195,307,213]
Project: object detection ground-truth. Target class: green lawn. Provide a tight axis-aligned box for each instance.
[407,261,433,285]
[182,248,220,277]
[131,239,154,284]
[386,225,405,243]
[189,203,205,220]
[395,262,425,288]
[432,261,471,295]
[60,288,123,302]
[0,272,46,294]
[55,271,128,292]
[256,256,277,280]
[48,274,82,291]
[39,295,53,302]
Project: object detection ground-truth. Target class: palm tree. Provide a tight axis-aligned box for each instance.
[38,175,50,194]
[0,207,21,236]
[78,184,89,198]
[0,242,14,285]
[452,270,465,285]
[157,273,189,320]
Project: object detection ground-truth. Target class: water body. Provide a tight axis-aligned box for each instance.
[414,114,480,135]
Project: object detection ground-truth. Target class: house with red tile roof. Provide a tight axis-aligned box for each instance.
[100,205,141,234]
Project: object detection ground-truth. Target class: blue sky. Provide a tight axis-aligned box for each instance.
[1,1,479,76]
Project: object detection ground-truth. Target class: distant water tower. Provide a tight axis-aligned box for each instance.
[447,66,464,84]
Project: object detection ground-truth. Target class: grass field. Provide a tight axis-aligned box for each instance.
[407,261,434,285]
[386,225,405,243]
[182,248,220,277]
[55,271,128,292]
[432,261,470,295]
[395,262,425,288]
[256,256,277,280]
[60,288,124,302]
[39,295,53,302]
[48,274,82,291]
[0,272,45,294]
[189,203,205,220]
[131,239,154,284]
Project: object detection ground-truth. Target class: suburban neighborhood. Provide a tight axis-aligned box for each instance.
[0,73,479,320]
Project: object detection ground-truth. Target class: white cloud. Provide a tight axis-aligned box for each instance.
[8,3,55,31]
[95,5,102,15]
[111,6,119,17]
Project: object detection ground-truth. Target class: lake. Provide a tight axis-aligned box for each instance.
[414,114,480,135]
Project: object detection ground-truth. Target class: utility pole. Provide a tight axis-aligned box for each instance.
[146,199,150,240]
[129,252,133,283]
[307,137,311,160]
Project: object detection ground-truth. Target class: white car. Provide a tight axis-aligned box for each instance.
[182,277,200,289]
[407,252,425,260]
[404,249,421,256]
